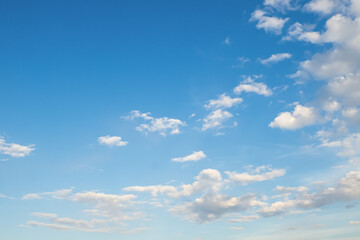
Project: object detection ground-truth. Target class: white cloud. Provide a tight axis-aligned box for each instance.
[264,0,292,10]
[204,94,243,109]
[260,53,292,65]
[250,10,289,34]
[22,189,73,200]
[98,135,128,147]
[123,185,177,197]
[0,194,14,199]
[223,37,231,45]
[0,137,34,158]
[232,57,250,69]
[234,77,273,96]
[304,0,345,15]
[172,151,206,162]
[229,215,259,223]
[170,193,265,223]
[269,104,321,130]
[126,110,185,136]
[202,109,233,131]
[283,22,322,43]
[225,166,285,185]
[260,170,360,217]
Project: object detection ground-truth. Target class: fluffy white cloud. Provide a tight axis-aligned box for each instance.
[126,110,185,136]
[202,109,233,131]
[204,94,243,109]
[304,0,345,15]
[170,193,265,223]
[98,135,128,147]
[172,150,206,162]
[327,74,360,107]
[226,166,285,185]
[234,77,273,96]
[250,10,289,34]
[260,53,292,65]
[269,104,320,130]
[283,22,322,43]
[0,138,34,158]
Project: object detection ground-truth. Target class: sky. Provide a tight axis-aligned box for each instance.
[1,0,360,239]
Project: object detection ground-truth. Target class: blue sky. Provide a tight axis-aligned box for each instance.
[1,0,360,239]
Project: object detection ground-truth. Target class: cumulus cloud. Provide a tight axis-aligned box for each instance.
[170,193,265,223]
[172,151,206,162]
[260,170,360,217]
[269,104,321,130]
[126,110,185,136]
[234,77,273,96]
[202,109,233,131]
[0,137,34,158]
[260,53,292,65]
[98,135,128,147]
[226,166,285,185]
[304,0,345,15]
[204,94,243,110]
[250,10,289,34]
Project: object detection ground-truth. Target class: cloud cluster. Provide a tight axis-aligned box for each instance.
[126,110,185,136]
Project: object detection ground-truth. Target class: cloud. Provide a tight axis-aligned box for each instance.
[98,135,128,147]
[260,53,292,65]
[269,104,321,130]
[0,194,14,199]
[22,189,146,233]
[126,110,185,136]
[204,94,243,109]
[225,166,285,185]
[170,193,265,223]
[259,171,360,217]
[250,10,289,34]
[172,151,206,162]
[229,215,259,223]
[349,221,360,225]
[123,185,177,197]
[202,109,233,131]
[264,0,292,10]
[232,57,250,69]
[234,76,273,96]
[222,37,231,45]
[0,137,34,158]
[304,0,345,15]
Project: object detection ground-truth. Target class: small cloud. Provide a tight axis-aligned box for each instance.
[234,76,273,96]
[232,57,250,69]
[222,37,231,46]
[260,53,292,65]
[0,137,35,158]
[172,151,206,163]
[98,135,128,147]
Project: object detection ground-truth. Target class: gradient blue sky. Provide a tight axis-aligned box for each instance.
[1,0,360,239]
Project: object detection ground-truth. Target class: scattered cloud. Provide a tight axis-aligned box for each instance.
[126,110,185,136]
[232,57,250,69]
[202,109,233,131]
[98,135,128,147]
[234,76,273,96]
[250,10,289,34]
[172,150,206,162]
[269,104,321,130]
[0,137,34,158]
[260,53,292,65]
[222,37,231,45]
[226,166,285,185]
[204,94,243,110]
